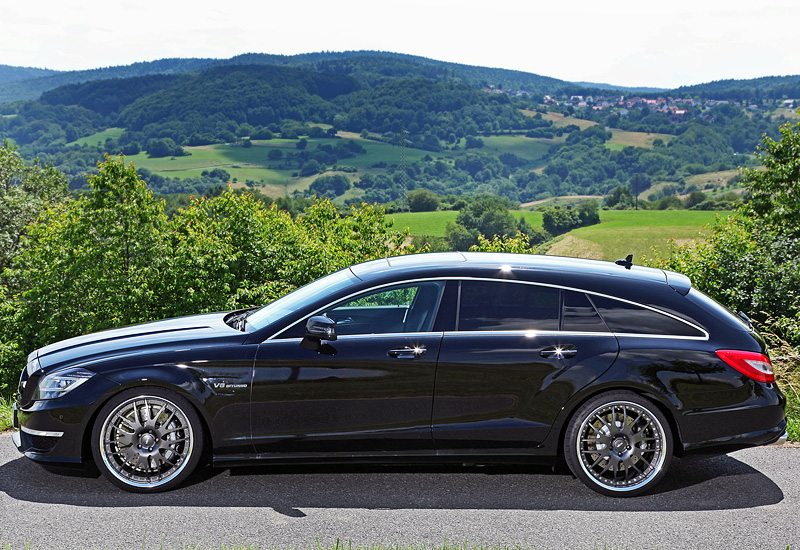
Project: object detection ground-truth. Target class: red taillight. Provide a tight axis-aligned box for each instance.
[716,349,775,383]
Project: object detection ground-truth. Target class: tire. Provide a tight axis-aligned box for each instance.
[91,387,204,493]
[564,391,673,497]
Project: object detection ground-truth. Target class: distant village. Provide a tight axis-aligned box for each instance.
[483,86,797,121]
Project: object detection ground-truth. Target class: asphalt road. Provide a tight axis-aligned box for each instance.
[0,433,796,550]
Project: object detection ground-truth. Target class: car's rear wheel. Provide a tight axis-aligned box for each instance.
[91,387,203,493]
[564,391,673,497]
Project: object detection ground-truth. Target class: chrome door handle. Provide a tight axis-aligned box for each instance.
[540,346,577,359]
[388,345,427,359]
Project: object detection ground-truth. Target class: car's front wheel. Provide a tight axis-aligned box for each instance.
[91,387,203,493]
[564,391,673,497]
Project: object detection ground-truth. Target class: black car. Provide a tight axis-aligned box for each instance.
[13,252,786,496]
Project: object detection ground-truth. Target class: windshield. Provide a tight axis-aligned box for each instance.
[245,268,359,331]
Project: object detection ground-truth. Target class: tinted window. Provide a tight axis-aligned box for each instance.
[458,281,559,331]
[563,291,609,333]
[323,281,444,336]
[590,295,704,337]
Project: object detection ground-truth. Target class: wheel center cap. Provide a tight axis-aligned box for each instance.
[140,433,156,448]
[612,437,627,451]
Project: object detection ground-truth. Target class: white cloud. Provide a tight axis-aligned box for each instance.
[1,0,798,88]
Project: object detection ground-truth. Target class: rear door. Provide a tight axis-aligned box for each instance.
[432,280,619,449]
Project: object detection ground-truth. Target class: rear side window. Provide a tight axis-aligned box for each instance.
[458,280,559,331]
[563,291,609,333]
[590,295,705,337]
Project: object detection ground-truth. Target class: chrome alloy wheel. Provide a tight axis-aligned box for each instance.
[99,395,194,489]
[576,400,667,493]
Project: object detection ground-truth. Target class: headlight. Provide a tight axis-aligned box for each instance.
[33,368,95,400]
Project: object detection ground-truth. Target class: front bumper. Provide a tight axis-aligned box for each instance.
[13,373,121,464]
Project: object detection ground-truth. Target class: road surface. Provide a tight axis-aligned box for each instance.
[0,433,796,550]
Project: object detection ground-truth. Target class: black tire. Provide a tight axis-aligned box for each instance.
[91,387,204,493]
[564,391,673,497]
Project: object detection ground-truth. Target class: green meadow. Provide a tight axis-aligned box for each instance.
[547,210,726,261]
[390,209,726,261]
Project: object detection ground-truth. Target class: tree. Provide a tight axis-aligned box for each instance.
[268,148,283,160]
[605,185,634,209]
[541,206,580,235]
[299,160,322,177]
[648,112,800,344]
[406,189,440,212]
[0,142,69,272]
[744,115,800,233]
[9,155,168,346]
[308,174,351,198]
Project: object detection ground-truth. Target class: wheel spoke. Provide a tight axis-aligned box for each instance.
[576,399,668,492]
[99,395,195,489]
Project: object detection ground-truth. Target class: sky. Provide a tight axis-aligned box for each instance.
[3,0,799,89]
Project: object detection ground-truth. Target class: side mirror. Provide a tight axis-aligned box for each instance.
[305,315,337,341]
[300,315,337,352]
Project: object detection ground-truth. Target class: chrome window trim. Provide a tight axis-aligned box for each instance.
[267,276,709,341]
[263,332,444,344]
[21,426,64,438]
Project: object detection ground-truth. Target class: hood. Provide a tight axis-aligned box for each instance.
[35,312,247,373]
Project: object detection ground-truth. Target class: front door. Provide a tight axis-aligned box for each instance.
[251,281,445,455]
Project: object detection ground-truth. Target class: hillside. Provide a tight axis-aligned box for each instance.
[0,57,215,103]
[0,51,794,206]
[0,64,60,85]
[671,74,800,102]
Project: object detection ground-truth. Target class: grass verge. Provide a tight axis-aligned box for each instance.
[0,395,12,431]
[761,327,800,441]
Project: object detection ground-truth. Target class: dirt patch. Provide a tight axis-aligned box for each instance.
[545,235,604,260]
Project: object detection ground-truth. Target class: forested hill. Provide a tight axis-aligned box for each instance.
[6,50,800,105]
[0,51,575,104]
[215,51,568,93]
[0,64,61,86]
[0,58,215,103]
[671,75,800,102]
[1,52,797,207]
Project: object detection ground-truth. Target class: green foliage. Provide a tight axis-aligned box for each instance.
[0,142,69,272]
[469,232,537,253]
[541,206,580,235]
[541,200,599,235]
[648,113,800,347]
[0,157,409,396]
[604,185,635,209]
[406,189,440,212]
[308,174,351,199]
[743,115,800,233]
[9,155,169,345]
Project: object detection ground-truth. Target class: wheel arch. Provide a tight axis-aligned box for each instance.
[79,371,215,466]
[551,383,686,460]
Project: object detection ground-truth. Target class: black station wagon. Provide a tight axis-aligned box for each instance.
[13,252,786,496]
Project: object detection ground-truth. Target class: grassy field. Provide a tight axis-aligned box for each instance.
[607,129,674,149]
[547,210,725,261]
[480,135,553,165]
[119,136,444,196]
[391,209,723,260]
[685,169,742,190]
[536,111,598,130]
[772,107,799,120]
[390,210,544,237]
[70,127,125,146]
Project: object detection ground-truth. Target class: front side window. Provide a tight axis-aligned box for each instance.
[322,281,445,336]
[458,280,559,331]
